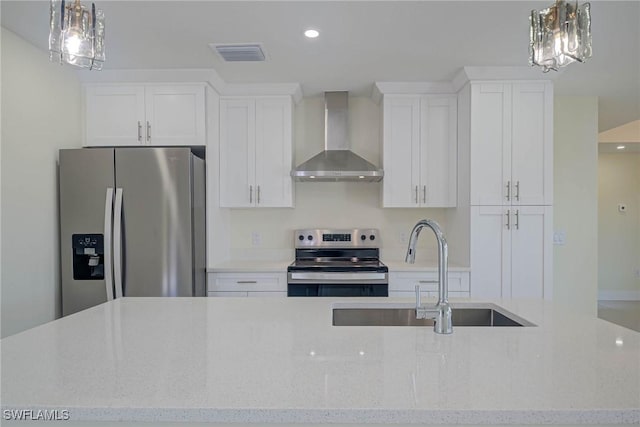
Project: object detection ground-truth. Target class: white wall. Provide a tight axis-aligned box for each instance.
[598,152,640,300]
[228,96,451,263]
[553,96,599,315]
[1,28,82,337]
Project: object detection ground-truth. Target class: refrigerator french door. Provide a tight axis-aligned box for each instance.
[59,147,205,316]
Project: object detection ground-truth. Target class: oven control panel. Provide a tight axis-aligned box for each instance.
[295,229,379,248]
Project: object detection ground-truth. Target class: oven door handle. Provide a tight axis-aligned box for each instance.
[288,272,388,284]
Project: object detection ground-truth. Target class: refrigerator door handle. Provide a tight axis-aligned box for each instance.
[104,188,115,301]
[113,188,124,299]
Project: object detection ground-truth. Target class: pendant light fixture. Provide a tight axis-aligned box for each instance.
[49,0,105,70]
[529,0,592,72]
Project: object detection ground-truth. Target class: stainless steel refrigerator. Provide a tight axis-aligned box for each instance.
[59,147,206,316]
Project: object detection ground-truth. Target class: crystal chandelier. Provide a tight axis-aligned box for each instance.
[49,0,105,70]
[529,0,592,72]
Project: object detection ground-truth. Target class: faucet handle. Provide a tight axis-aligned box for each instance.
[415,284,423,309]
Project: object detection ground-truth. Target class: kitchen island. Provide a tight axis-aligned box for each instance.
[1,297,638,425]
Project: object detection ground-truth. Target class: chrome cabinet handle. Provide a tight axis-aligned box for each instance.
[419,280,439,284]
[249,185,253,204]
[146,121,151,143]
[257,185,261,204]
[422,185,427,203]
[415,186,419,204]
[113,188,124,299]
[506,209,511,230]
[506,181,511,201]
[237,280,257,284]
[415,284,423,309]
[515,209,520,230]
[515,181,520,201]
[137,121,142,142]
[103,188,114,301]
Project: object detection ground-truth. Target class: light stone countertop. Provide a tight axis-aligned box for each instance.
[207,261,470,273]
[383,261,471,272]
[1,297,639,424]
[207,260,291,273]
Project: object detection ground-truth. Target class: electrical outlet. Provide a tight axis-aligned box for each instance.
[251,232,261,247]
[553,230,566,245]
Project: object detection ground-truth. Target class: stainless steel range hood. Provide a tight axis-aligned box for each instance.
[292,92,383,182]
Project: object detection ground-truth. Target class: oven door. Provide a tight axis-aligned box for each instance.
[287,272,388,297]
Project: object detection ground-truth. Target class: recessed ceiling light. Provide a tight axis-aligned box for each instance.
[617,145,626,150]
[304,29,320,39]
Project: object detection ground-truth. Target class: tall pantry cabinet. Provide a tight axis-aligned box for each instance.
[458,80,554,299]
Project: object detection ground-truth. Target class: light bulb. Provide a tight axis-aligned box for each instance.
[304,29,319,39]
[65,33,82,55]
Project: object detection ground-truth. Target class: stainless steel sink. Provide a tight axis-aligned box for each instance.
[332,303,534,327]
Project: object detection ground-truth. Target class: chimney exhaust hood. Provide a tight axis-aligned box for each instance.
[292,92,383,182]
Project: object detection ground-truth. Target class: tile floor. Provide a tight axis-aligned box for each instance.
[598,300,640,332]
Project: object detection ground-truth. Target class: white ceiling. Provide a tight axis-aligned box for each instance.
[2,1,638,131]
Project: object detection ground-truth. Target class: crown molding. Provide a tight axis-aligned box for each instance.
[221,83,303,104]
[77,68,215,85]
[77,67,302,102]
[451,66,559,92]
[372,81,455,103]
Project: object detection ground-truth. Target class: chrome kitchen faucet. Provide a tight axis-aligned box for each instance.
[405,220,453,334]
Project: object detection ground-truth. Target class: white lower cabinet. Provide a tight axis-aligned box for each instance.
[388,271,470,297]
[470,205,552,299]
[207,272,287,297]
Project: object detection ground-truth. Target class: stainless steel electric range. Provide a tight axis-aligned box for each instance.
[287,229,388,297]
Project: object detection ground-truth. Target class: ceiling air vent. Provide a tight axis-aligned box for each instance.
[211,44,266,62]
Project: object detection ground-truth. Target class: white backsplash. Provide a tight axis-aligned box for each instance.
[229,181,450,263]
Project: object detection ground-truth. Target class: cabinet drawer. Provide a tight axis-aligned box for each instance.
[208,273,287,292]
[389,272,469,292]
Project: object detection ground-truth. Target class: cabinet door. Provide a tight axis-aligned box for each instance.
[85,85,145,146]
[421,95,457,207]
[220,98,255,207]
[382,96,421,207]
[470,84,511,205]
[254,97,293,207]
[511,83,553,205]
[510,206,552,299]
[470,206,511,298]
[145,85,205,146]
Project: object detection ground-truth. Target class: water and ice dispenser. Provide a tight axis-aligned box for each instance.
[72,234,104,280]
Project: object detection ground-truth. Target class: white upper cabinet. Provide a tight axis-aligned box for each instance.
[85,86,146,146]
[469,82,553,206]
[144,85,206,146]
[219,96,293,208]
[421,96,458,207]
[219,98,255,208]
[84,84,206,147]
[382,94,457,208]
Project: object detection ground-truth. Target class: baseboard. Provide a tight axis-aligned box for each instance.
[598,290,640,301]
